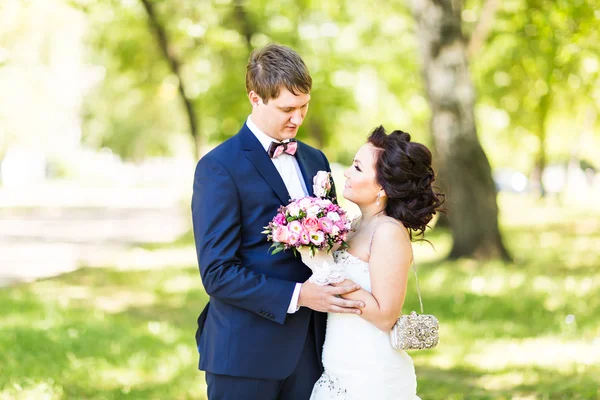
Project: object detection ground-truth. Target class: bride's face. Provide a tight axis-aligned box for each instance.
[343,143,381,206]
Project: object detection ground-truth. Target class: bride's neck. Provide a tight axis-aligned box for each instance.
[358,204,386,225]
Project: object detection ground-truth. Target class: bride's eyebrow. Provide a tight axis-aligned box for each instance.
[354,159,363,165]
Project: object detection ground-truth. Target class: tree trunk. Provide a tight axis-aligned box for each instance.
[533,91,551,197]
[532,65,554,197]
[139,0,202,159]
[410,0,511,261]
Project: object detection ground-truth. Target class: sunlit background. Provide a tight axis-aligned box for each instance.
[1,0,599,399]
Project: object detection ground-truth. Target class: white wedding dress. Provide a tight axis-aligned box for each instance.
[310,249,421,400]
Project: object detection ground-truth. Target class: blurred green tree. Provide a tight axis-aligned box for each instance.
[72,0,427,163]
[472,0,600,196]
[410,0,510,260]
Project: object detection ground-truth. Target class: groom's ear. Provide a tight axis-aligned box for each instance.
[248,91,263,107]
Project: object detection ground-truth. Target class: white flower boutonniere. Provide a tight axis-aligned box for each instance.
[312,171,332,199]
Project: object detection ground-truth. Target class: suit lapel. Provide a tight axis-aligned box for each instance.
[295,144,315,197]
[240,125,291,204]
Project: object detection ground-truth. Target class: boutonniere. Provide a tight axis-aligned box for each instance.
[312,171,333,199]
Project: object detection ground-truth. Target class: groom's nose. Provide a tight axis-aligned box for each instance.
[290,110,304,126]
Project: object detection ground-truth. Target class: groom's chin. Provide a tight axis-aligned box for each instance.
[282,129,298,139]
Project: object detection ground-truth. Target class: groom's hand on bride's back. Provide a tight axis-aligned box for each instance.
[298,282,364,314]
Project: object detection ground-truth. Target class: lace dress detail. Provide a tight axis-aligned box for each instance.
[310,249,421,400]
[332,250,368,273]
[310,372,347,399]
[308,259,347,286]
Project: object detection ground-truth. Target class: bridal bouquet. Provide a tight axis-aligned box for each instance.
[262,171,352,259]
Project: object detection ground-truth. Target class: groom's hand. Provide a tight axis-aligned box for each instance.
[298,281,364,314]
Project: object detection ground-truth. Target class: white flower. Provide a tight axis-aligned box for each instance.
[316,199,332,208]
[307,205,321,217]
[287,202,301,217]
[312,171,331,198]
[310,230,325,245]
[314,186,326,198]
[298,197,314,211]
[331,225,340,236]
[327,211,340,222]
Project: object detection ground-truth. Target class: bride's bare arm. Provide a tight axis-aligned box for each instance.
[333,223,412,332]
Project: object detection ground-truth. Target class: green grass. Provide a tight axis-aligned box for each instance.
[1,194,599,399]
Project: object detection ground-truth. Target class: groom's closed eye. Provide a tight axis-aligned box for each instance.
[280,103,309,113]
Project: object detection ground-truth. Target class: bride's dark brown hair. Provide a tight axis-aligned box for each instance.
[368,126,445,241]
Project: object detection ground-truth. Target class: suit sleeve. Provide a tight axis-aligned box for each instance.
[192,155,296,324]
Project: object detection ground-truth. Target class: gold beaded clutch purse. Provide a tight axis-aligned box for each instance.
[390,260,439,350]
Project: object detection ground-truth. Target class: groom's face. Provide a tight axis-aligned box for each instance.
[249,88,310,142]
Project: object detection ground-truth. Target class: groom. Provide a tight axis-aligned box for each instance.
[192,44,364,399]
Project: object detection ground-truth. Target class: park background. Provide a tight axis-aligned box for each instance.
[1,0,599,398]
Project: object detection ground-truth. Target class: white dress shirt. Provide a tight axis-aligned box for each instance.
[246,115,306,314]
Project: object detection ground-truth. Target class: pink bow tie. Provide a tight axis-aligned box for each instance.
[268,139,298,158]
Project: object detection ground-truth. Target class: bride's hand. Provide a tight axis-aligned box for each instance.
[331,279,358,288]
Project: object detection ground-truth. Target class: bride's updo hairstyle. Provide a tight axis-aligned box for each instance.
[368,126,445,240]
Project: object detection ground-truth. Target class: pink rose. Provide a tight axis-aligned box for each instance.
[304,217,320,232]
[318,217,333,233]
[272,226,289,243]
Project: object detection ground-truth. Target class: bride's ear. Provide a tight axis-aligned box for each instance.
[379,188,387,198]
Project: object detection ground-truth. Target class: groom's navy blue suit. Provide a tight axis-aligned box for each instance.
[192,123,332,399]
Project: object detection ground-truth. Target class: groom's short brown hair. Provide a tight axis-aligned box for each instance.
[246,43,312,104]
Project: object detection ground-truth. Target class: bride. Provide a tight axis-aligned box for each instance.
[308,126,444,399]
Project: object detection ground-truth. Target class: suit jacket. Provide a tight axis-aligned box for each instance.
[192,122,334,379]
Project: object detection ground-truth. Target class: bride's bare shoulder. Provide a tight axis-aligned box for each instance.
[376,216,406,231]
[372,217,410,247]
